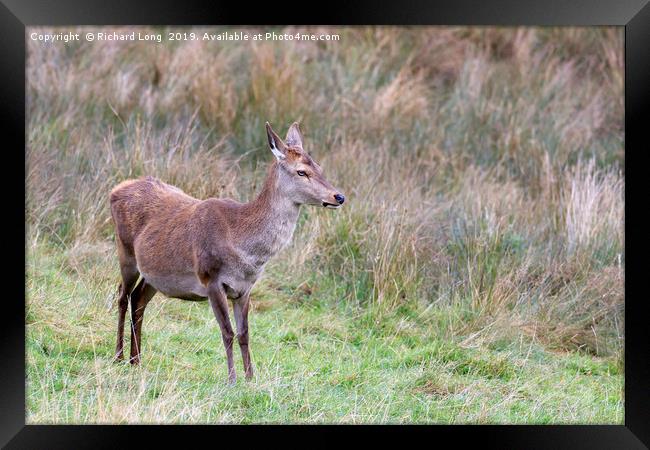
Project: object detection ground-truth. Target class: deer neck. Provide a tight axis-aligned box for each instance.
[243,162,301,263]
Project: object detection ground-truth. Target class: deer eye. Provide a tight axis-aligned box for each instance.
[297,170,307,177]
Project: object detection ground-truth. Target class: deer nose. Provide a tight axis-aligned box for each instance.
[334,194,345,205]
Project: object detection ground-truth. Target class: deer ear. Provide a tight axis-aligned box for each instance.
[285,122,304,148]
[266,122,286,160]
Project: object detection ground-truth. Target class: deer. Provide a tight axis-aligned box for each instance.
[109,122,345,384]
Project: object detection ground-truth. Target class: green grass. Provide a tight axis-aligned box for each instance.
[27,241,622,424]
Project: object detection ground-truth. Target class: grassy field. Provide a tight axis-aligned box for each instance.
[26,26,624,424]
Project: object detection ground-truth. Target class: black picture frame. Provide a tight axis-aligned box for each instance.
[4,0,648,448]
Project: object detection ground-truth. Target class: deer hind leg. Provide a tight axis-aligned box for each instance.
[233,292,253,380]
[129,279,157,365]
[114,242,140,361]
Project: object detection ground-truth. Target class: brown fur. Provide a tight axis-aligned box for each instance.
[110,122,344,384]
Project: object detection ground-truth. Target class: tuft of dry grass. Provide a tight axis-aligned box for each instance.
[373,67,430,123]
[563,159,623,259]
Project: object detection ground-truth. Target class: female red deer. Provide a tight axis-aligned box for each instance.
[109,122,345,384]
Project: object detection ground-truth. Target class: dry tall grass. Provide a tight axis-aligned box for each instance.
[27,26,624,360]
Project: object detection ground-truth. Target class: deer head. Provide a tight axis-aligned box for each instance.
[265,122,345,209]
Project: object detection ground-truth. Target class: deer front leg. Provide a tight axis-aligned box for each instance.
[208,282,236,385]
[233,291,253,380]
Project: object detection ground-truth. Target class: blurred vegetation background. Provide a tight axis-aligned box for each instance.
[26,26,624,423]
